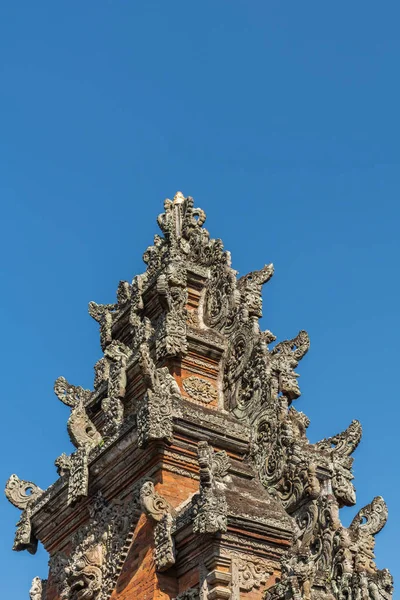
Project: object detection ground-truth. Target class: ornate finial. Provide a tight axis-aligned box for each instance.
[173,191,185,205]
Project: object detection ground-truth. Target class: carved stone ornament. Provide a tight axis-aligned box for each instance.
[13,506,38,554]
[4,192,393,600]
[193,441,230,534]
[140,481,176,571]
[54,376,102,450]
[182,376,218,403]
[50,487,143,600]
[30,576,47,600]
[137,341,179,447]
[232,555,272,592]
[67,447,89,506]
[5,474,43,509]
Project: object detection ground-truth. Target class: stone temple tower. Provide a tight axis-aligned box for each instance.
[6,193,393,600]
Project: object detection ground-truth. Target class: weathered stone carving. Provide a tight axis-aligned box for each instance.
[51,487,143,600]
[155,263,188,359]
[102,340,132,434]
[88,301,116,351]
[182,376,218,403]
[140,481,176,571]
[30,576,47,600]
[4,474,42,554]
[137,342,180,447]
[54,376,101,449]
[154,512,175,571]
[233,556,272,592]
[67,447,89,506]
[140,481,172,521]
[55,453,72,477]
[5,474,43,509]
[53,376,102,505]
[67,405,102,449]
[66,544,103,600]
[193,441,230,534]
[54,376,92,407]
[237,263,274,318]
[269,330,310,403]
[13,506,38,554]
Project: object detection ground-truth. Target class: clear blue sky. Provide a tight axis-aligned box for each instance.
[1,2,399,597]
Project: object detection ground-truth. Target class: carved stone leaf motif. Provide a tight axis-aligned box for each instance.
[182,376,218,403]
[315,419,363,456]
[5,474,43,509]
[54,376,92,408]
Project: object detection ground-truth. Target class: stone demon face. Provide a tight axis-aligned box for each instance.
[67,545,103,600]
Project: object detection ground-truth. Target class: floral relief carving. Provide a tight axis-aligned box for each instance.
[182,376,218,403]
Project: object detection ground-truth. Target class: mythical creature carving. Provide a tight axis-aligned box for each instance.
[55,453,72,477]
[193,441,230,534]
[102,340,132,434]
[137,341,180,447]
[269,330,310,403]
[51,488,143,600]
[237,263,274,318]
[30,577,47,600]
[155,262,188,359]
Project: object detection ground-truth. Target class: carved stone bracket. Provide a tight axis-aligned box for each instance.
[193,442,230,534]
[140,481,176,571]
[5,474,43,554]
[137,342,179,447]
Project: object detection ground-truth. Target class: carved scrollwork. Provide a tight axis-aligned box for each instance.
[5,474,43,509]
[140,481,172,522]
[54,376,92,408]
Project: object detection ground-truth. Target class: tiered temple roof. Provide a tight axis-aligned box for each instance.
[6,193,393,600]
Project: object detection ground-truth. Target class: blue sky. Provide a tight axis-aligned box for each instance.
[1,2,399,597]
